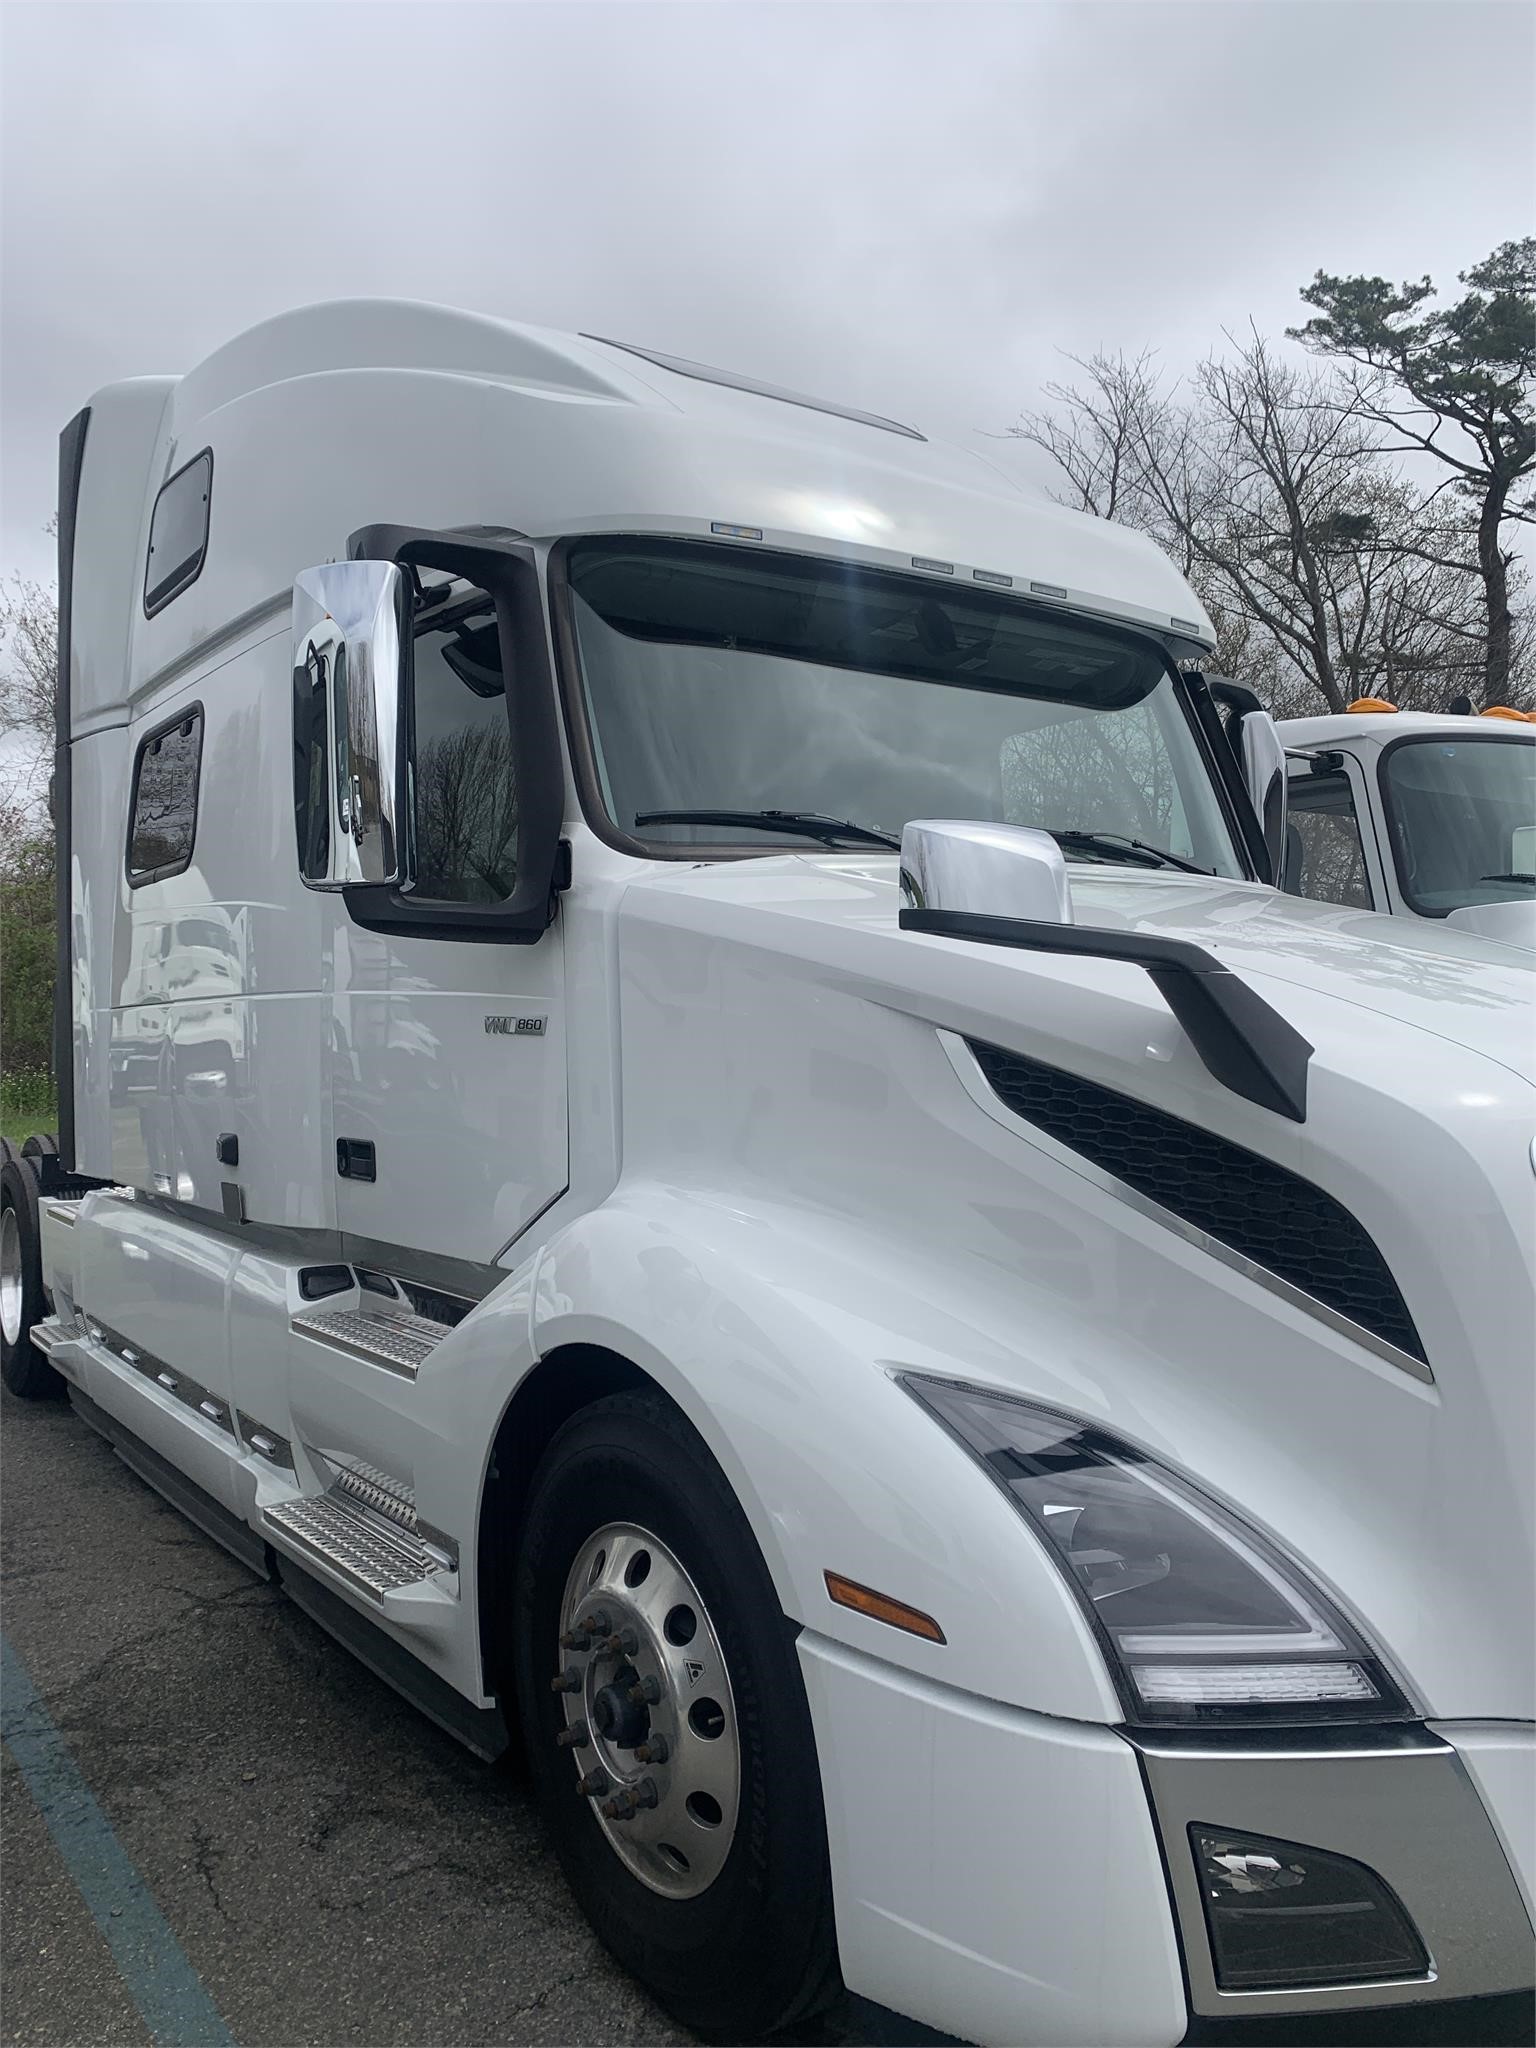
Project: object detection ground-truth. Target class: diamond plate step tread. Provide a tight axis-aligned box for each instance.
[289,1307,449,1378]
[333,1461,418,1532]
[264,1492,432,1602]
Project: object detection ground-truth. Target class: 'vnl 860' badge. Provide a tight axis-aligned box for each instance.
[484,1015,546,1036]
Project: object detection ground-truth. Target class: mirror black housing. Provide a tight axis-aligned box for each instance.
[1199,675,1288,884]
[340,523,566,944]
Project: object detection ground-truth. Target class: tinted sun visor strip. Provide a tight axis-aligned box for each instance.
[962,1037,1426,1367]
[900,907,1312,1123]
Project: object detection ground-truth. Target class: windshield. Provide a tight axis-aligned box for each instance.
[564,538,1244,875]
[1379,736,1536,914]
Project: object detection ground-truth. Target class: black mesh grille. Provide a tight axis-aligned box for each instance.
[967,1039,1425,1363]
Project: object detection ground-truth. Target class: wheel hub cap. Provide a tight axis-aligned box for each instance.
[0,1206,23,1346]
[557,1521,740,1898]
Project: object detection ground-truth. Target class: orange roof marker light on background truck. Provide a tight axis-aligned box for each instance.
[1345,697,1399,714]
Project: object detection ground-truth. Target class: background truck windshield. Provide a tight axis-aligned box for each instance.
[1380,737,1536,914]
[566,538,1243,873]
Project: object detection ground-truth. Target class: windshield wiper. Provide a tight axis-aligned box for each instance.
[1049,828,1213,875]
[635,808,901,850]
[1480,872,1535,884]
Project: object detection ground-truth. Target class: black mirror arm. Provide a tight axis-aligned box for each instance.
[899,907,1311,1123]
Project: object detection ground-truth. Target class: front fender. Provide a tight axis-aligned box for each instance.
[526,1184,1120,1723]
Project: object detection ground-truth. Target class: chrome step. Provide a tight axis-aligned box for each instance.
[334,1459,417,1533]
[289,1306,449,1379]
[263,1491,434,1602]
[30,1315,76,1358]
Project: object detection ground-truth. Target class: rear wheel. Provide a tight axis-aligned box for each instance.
[513,1391,839,2042]
[0,1158,59,1398]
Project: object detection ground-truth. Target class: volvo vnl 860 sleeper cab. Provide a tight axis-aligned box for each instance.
[3,302,1532,2047]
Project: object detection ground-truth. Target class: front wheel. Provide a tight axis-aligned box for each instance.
[513,1391,840,2042]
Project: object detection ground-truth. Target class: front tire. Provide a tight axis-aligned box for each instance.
[1,1157,59,1399]
[513,1391,839,2042]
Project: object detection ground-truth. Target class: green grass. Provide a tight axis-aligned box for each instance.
[0,1067,57,1149]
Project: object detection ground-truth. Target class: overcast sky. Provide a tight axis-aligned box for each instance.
[2,0,1532,593]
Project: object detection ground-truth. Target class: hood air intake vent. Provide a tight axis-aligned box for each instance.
[967,1040,1425,1366]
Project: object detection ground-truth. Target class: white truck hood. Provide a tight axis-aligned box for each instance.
[617,849,1535,1720]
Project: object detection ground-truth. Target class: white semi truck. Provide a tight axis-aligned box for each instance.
[1279,703,1535,946]
[2,303,1532,2047]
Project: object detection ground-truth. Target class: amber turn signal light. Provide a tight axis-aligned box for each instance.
[825,1571,946,1643]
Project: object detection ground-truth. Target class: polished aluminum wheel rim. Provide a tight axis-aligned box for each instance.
[556,1521,740,1899]
[0,1206,23,1346]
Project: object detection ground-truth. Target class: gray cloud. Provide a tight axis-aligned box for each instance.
[3,0,1530,589]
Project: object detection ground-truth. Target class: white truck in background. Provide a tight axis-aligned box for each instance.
[1279,703,1535,946]
[1,302,1532,2046]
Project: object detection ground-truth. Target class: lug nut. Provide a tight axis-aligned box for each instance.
[576,1768,610,1799]
[551,1666,583,1694]
[597,1628,640,1658]
[555,1721,590,1750]
[559,1626,592,1651]
[577,1609,611,1637]
[600,1778,658,1822]
[627,1675,661,1707]
[633,1736,669,1764]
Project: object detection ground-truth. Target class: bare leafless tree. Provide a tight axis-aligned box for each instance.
[1012,335,1519,716]
[0,533,59,822]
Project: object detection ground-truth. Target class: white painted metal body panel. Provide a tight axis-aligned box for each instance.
[44,304,1536,2045]
[329,917,567,1264]
[798,1634,1187,2048]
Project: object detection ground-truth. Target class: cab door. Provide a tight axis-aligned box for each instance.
[328,585,569,1276]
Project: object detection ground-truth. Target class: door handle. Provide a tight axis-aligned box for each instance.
[336,1137,376,1182]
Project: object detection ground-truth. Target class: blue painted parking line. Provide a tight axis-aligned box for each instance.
[1,1633,235,2047]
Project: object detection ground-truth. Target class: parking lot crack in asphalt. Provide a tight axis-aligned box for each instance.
[188,1822,232,1923]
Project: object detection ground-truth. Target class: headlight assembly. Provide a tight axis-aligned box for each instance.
[901,1375,1411,1727]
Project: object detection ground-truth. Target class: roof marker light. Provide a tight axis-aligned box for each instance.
[1347,697,1398,714]
[973,568,1013,588]
[1482,705,1535,722]
[1171,616,1204,634]
[1030,580,1068,600]
[710,522,763,541]
[911,556,954,575]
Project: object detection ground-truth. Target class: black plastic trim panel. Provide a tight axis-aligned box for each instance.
[966,1038,1425,1363]
[908,909,1312,1123]
[1180,1988,1533,2046]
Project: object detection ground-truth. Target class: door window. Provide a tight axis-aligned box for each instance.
[1283,769,1372,908]
[410,598,519,902]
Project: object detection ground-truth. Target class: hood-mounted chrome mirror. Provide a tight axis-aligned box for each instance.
[897,817,1311,1123]
[900,821,1073,925]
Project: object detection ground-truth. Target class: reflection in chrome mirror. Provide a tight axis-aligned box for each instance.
[1238,710,1287,883]
[291,562,407,889]
[899,820,1073,925]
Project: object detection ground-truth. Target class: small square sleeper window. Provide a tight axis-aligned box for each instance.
[128,707,204,884]
[144,450,212,616]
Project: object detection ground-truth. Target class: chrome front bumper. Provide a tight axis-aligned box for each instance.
[1134,1724,1535,2021]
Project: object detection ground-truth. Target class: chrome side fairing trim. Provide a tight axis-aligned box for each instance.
[937,1031,1435,1386]
[80,1314,237,1438]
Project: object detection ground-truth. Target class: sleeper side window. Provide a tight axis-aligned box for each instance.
[128,707,204,885]
[1283,768,1372,909]
[144,451,213,616]
[409,594,519,902]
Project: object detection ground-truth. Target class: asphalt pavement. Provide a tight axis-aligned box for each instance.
[2,1384,930,2048]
